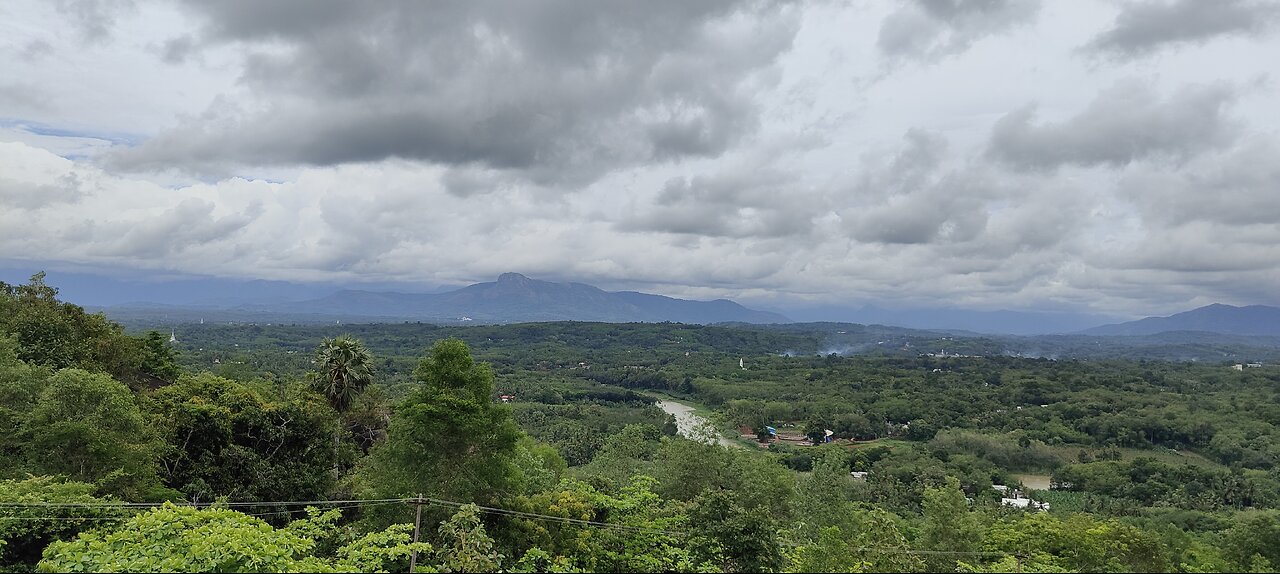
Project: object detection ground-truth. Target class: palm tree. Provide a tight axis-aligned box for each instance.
[310,336,376,480]
[310,336,376,413]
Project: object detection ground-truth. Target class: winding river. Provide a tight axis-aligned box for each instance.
[656,399,740,448]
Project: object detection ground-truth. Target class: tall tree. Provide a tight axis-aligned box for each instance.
[360,338,522,525]
[688,490,783,573]
[148,373,338,504]
[309,336,376,413]
[24,369,168,500]
[310,336,376,480]
[1223,510,1280,571]
[918,476,983,572]
[787,510,924,573]
[137,331,181,382]
[0,335,48,475]
[0,273,145,380]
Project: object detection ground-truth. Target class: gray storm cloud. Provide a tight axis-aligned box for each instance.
[1118,136,1280,227]
[108,0,801,185]
[877,0,1042,62]
[94,198,260,259]
[987,81,1240,170]
[1084,0,1280,59]
[52,0,136,43]
[617,169,821,239]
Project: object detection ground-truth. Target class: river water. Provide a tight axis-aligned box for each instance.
[1013,473,1052,491]
[656,399,739,448]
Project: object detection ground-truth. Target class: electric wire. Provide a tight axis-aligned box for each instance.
[0,497,1025,560]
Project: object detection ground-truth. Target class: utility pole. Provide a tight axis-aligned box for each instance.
[409,494,424,574]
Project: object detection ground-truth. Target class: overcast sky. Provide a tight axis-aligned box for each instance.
[2,0,1278,317]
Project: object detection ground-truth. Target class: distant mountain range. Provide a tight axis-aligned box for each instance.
[256,272,789,324]
[1081,304,1280,337]
[775,304,1121,336]
[33,261,1273,335]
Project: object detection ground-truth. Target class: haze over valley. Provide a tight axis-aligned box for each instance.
[3,2,1280,572]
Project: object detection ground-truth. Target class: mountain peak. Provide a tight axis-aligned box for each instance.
[496,272,533,284]
[273,273,789,324]
[1082,303,1280,336]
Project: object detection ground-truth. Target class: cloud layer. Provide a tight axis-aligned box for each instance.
[987,81,1241,170]
[2,0,1280,317]
[1085,0,1280,59]
[878,0,1042,63]
[110,1,801,185]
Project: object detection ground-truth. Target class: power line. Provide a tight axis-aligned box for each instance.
[0,499,409,521]
[0,517,127,522]
[416,496,685,537]
[0,497,1026,563]
[0,496,684,537]
[856,549,1016,557]
[0,498,408,509]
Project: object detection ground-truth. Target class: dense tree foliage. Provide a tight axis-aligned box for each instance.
[358,339,524,525]
[147,373,340,505]
[16,368,170,500]
[37,504,430,573]
[0,477,125,571]
[4,275,1280,572]
[0,274,178,384]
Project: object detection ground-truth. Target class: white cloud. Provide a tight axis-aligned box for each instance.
[2,0,1280,317]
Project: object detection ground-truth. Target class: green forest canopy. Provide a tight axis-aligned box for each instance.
[2,273,1279,572]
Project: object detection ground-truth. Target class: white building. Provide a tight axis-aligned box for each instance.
[1001,497,1050,511]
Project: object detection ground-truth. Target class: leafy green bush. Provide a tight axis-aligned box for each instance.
[37,503,430,573]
